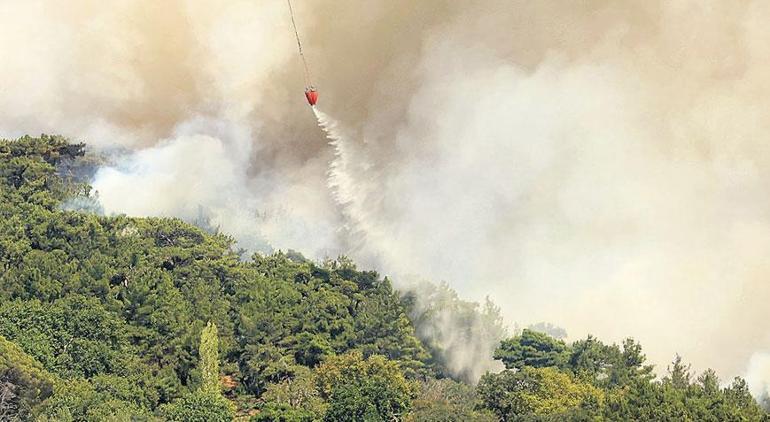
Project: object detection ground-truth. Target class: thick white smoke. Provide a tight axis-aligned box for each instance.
[747,352,770,407]
[91,117,339,256]
[3,0,770,388]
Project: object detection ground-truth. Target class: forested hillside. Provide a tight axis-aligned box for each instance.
[0,136,767,421]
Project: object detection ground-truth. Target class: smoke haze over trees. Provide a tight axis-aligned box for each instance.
[1,136,766,420]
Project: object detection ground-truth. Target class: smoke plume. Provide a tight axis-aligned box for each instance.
[3,0,770,385]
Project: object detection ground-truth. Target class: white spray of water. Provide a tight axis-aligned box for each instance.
[314,108,505,380]
[314,109,361,233]
[313,107,391,261]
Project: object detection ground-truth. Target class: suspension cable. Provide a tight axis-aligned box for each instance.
[287,0,313,88]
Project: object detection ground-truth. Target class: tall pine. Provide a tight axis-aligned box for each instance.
[200,321,220,394]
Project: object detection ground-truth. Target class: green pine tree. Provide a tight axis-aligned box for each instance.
[200,321,220,394]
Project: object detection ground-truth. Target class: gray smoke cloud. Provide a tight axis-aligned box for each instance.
[3,0,770,386]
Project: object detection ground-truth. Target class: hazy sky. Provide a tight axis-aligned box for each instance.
[2,0,770,394]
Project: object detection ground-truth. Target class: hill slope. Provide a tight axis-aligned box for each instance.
[0,136,766,421]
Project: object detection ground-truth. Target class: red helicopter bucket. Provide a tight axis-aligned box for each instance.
[305,88,319,106]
